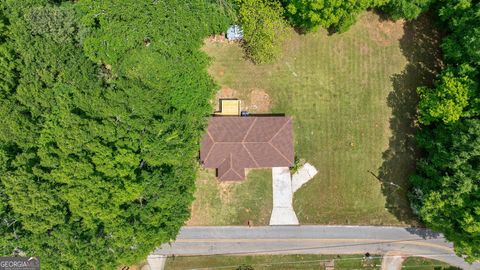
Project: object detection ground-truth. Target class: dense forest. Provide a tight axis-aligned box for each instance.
[0,0,478,268]
[0,0,230,268]
[411,0,480,262]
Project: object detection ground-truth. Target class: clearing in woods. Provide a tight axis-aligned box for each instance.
[189,11,442,226]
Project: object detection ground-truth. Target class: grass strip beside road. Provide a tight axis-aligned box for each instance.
[166,254,380,269]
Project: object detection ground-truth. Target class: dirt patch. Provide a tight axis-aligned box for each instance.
[214,87,271,113]
[206,34,227,43]
[186,204,198,225]
[187,193,209,226]
[246,89,271,113]
[117,263,146,270]
[217,181,235,203]
[205,34,244,44]
[363,13,405,46]
[216,86,239,99]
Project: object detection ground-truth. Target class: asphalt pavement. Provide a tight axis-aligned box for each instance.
[154,225,480,270]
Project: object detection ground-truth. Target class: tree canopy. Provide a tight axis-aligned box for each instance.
[382,0,433,20]
[417,0,480,125]
[237,0,288,63]
[411,119,480,262]
[411,0,480,262]
[0,0,229,268]
[417,65,478,124]
[281,0,388,32]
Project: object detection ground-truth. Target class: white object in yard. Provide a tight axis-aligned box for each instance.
[226,25,243,41]
[269,167,299,225]
[292,163,318,193]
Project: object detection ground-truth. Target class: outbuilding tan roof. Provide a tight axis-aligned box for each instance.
[200,116,294,180]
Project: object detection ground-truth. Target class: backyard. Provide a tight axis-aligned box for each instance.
[189,11,442,226]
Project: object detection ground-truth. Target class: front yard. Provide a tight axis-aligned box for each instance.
[165,255,458,270]
[187,169,272,226]
[165,254,381,270]
[189,12,441,226]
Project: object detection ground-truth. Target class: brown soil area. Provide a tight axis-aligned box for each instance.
[117,264,145,270]
[364,13,405,46]
[217,181,235,203]
[216,86,238,98]
[206,34,227,43]
[214,87,271,113]
[247,89,271,113]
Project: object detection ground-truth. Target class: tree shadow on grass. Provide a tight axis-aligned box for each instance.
[376,14,443,225]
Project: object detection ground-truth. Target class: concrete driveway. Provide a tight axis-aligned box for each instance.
[269,167,298,225]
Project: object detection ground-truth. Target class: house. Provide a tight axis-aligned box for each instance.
[200,116,294,180]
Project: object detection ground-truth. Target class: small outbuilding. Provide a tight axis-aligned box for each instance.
[215,99,241,116]
[226,25,243,41]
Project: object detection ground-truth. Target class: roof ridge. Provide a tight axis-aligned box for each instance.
[202,131,216,163]
[230,167,244,180]
[268,141,293,165]
[268,117,291,143]
[242,117,257,142]
[206,130,214,142]
[218,154,233,179]
[242,143,260,167]
[220,154,244,180]
[202,142,215,164]
[229,153,245,179]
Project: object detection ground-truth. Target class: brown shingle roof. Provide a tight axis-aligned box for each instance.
[200,116,294,180]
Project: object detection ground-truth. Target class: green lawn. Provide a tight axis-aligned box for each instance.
[188,169,272,226]
[402,257,461,270]
[165,254,381,270]
[131,256,458,270]
[189,12,441,225]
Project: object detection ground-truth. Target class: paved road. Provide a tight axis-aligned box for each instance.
[154,226,480,270]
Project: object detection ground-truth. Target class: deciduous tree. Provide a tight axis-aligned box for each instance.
[417,65,478,124]
[439,0,480,66]
[238,0,287,63]
[382,0,434,20]
[0,0,230,268]
[281,0,388,33]
[411,119,480,262]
